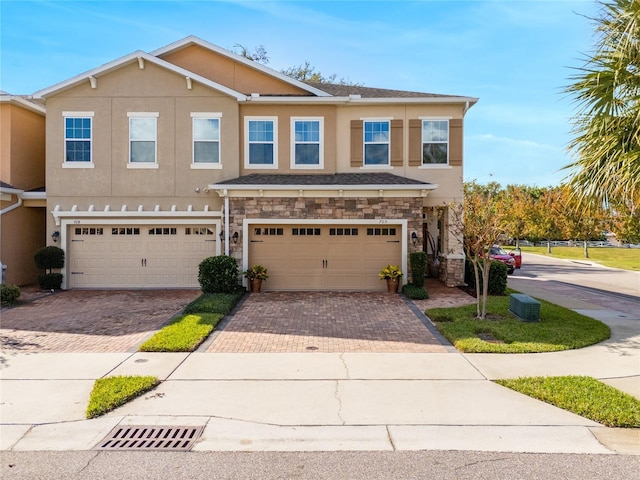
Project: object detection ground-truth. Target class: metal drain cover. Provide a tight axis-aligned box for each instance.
[94,425,204,451]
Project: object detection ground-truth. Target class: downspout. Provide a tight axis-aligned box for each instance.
[0,198,22,216]
[224,190,230,256]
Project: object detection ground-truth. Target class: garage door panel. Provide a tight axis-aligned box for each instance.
[69,224,216,288]
[249,223,402,291]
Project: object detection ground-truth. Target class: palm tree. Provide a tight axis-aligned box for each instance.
[565,0,640,212]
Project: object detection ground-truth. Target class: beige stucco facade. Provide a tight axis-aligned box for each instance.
[0,98,47,286]
[34,36,476,289]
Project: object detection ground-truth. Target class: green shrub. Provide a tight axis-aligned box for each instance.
[409,251,427,288]
[0,284,21,306]
[183,292,244,315]
[465,259,508,295]
[37,273,63,290]
[34,246,65,272]
[402,283,429,300]
[198,255,240,293]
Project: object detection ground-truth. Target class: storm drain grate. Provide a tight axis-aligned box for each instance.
[94,425,204,451]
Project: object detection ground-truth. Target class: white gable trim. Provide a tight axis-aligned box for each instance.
[33,51,247,101]
[150,36,331,98]
[0,95,46,115]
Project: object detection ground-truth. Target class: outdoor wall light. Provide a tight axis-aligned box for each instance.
[232,232,239,244]
[411,231,418,245]
[219,231,224,242]
[51,231,60,243]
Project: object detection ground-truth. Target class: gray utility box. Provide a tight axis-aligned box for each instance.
[509,293,540,322]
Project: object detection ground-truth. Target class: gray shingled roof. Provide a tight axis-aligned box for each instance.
[215,173,431,186]
[0,181,15,189]
[304,82,461,99]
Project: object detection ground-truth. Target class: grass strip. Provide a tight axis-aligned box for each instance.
[86,375,158,419]
[139,313,223,352]
[496,376,640,428]
[183,292,244,315]
[518,246,640,271]
[428,294,610,353]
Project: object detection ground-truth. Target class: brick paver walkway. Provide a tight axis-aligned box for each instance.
[1,289,200,353]
[207,291,450,353]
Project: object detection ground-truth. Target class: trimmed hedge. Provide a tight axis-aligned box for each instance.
[34,246,65,272]
[402,283,429,300]
[37,273,63,290]
[198,255,241,293]
[0,284,21,306]
[465,259,508,296]
[409,251,427,288]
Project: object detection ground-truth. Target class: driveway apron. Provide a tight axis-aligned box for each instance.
[0,290,200,353]
[206,292,449,353]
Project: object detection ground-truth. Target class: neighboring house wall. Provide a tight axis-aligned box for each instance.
[0,100,46,286]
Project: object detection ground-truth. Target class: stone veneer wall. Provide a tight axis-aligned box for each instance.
[439,256,465,287]
[228,196,454,285]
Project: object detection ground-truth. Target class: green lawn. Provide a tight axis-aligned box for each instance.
[427,293,610,353]
[518,246,640,271]
[496,376,640,428]
[139,313,223,352]
[86,375,158,418]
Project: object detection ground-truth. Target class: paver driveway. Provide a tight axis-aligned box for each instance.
[0,290,200,353]
[206,292,450,353]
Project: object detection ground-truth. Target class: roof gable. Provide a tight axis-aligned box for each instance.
[151,36,330,97]
[33,51,247,100]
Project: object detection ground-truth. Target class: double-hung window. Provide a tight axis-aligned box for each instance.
[363,120,390,166]
[422,119,449,165]
[191,113,221,168]
[128,112,158,168]
[291,118,322,168]
[245,117,277,168]
[63,112,93,168]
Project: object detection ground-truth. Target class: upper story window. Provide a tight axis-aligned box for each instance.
[291,118,323,169]
[63,111,94,168]
[422,119,449,165]
[191,113,221,169]
[128,112,158,168]
[245,117,277,168]
[363,120,390,166]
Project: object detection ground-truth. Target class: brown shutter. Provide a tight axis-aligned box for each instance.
[390,119,403,166]
[449,119,463,166]
[408,119,422,166]
[350,120,363,167]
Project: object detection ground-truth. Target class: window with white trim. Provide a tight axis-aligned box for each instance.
[363,120,390,165]
[422,119,449,165]
[63,112,93,165]
[192,113,221,166]
[291,118,322,168]
[245,117,277,168]
[128,113,158,165]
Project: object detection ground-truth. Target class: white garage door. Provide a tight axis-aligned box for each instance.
[248,224,402,291]
[68,224,216,288]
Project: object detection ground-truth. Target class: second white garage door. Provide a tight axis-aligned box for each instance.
[248,224,402,291]
[68,224,217,288]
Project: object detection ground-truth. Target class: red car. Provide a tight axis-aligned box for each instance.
[489,246,516,274]
[508,247,522,269]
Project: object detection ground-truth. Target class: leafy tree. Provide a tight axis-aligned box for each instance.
[233,43,360,85]
[526,187,563,253]
[554,186,608,258]
[565,0,640,213]
[450,181,506,319]
[233,44,269,64]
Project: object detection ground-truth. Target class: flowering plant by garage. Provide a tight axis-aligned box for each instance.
[379,265,403,280]
[243,264,269,281]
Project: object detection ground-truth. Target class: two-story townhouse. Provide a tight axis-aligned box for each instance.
[33,36,477,291]
[0,93,47,286]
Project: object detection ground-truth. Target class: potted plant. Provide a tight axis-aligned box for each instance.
[379,265,403,293]
[243,264,269,293]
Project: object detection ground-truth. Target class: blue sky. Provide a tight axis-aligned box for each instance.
[1,0,600,187]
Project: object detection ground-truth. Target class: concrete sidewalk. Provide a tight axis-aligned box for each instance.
[1,272,638,455]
